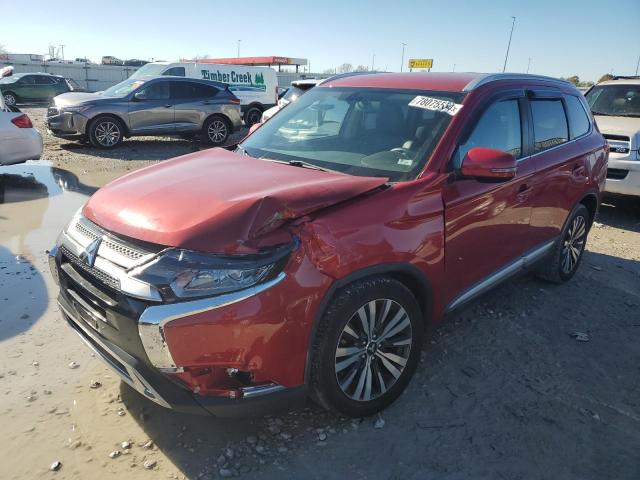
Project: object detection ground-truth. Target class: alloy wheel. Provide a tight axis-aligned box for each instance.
[561,215,586,274]
[334,299,413,402]
[4,93,16,106]
[95,121,121,147]
[246,109,261,126]
[207,120,227,143]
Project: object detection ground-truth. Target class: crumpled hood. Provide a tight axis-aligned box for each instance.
[83,148,388,253]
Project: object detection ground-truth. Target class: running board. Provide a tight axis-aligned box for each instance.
[445,239,556,314]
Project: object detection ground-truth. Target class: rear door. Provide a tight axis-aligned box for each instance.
[442,90,540,306]
[15,75,37,100]
[171,81,220,132]
[526,90,589,244]
[34,75,58,101]
[128,80,174,134]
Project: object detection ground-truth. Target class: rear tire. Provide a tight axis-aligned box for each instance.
[3,92,18,107]
[244,106,262,127]
[88,116,124,149]
[536,204,590,283]
[309,277,424,417]
[202,115,230,145]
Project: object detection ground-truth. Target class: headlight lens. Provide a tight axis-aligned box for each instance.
[132,243,294,300]
[63,105,90,113]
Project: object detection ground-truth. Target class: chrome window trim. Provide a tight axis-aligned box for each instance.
[138,272,286,370]
[445,239,556,313]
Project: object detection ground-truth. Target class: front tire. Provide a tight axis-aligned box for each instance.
[244,106,262,127]
[88,116,124,149]
[202,116,229,145]
[3,92,18,107]
[309,277,424,417]
[536,204,590,283]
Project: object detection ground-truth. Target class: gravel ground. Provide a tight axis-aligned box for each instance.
[0,107,638,479]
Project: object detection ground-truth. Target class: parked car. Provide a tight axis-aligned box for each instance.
[46,76,242,148]
[124,59,149,67]
[49,73,607,418]
[0,90,43,165]
[585,76,640,197]
[102,56,124,66]
[0,73,79,106]
[130,61,278,125]
[261,78,323,122]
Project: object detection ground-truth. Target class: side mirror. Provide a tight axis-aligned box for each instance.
[133,91,147,101]
[460,147,517,180]
[249,122,261,134]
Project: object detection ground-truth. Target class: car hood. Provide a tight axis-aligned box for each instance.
[83,148,388,253]
[53,91,110,107]
[594,115,640,141]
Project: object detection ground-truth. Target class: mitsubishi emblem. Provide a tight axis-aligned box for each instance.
[80,237,102,267]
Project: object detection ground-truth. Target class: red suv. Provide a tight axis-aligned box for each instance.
[50,73,608,418]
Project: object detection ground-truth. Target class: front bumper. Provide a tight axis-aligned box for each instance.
[46,109,89,138]
[57,286,306,416]
[604,156,640,197]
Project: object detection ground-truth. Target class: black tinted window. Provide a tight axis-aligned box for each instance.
[35,75,56,85]
[164,67,186,76]
[531,100,569,153]
[18,76,36,85]
[456,99,522,165]
[564,95,591,138]
[171,82,219,99]
[139,81,170,100]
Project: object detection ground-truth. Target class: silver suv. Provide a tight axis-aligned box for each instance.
[46,76,243,148]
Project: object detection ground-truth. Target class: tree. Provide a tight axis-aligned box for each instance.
[598,74,614,83]
[565,75,580,86]
[337,63,353,73]
[354,65,369,72]
[322,68,336,74]
[0,44,7,55]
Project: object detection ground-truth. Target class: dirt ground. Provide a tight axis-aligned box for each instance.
[1,107,639,480]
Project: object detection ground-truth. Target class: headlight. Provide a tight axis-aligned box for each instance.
[131,242,295,300]
[63,105,90,113]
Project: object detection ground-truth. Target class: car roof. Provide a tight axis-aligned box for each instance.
[291,79,323,87]
[320,72,572,93]
[134,75,228,89]
[598,78,640,86]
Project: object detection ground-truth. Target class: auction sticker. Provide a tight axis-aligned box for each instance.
[409,96,463,116]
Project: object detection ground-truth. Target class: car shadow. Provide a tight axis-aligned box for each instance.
[598,194,640,233]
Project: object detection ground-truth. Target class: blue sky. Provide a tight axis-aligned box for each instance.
[4,0,639,81]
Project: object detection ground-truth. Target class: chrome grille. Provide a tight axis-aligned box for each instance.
[60,245,120,291]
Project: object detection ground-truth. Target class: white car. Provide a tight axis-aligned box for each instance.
[0,93,43,165]
[585,77,640,197]
[261,78,323,123]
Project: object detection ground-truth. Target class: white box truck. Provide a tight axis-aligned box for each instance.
[131,62,278,126]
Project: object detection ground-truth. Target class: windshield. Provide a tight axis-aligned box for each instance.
[101,78,146,97]
[240,87,464,181]
[586,84,640,117]
[130,63,169,79]
[281,86,307,104]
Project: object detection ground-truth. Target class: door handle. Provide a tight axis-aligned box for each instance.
[517,183,530,193]
[516,183,532,201]
[572,163,585,176]
[164,104,172,108]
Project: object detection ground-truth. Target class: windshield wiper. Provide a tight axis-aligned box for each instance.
[591,111,613,116]
[259,157,333,173]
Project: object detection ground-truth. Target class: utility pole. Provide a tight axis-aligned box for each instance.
[526,57,531,74]
[635,55,640,76]
[237,40,241,58]
[452,63,456,72]
[502,16,516,73]
[372,53,375,71]
[60,45,65,61]
[400,43,407,72]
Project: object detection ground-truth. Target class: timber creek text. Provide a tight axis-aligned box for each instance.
[201,70,255,84]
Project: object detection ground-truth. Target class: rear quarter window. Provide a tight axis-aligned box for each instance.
[564,95,591,138]
[530,99,569,153]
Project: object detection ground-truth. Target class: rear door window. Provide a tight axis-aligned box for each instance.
[564,95,591,139]
[18,76,36,85]
[530,99,569,153]
[171,82,219,99]
[456,99,522,166]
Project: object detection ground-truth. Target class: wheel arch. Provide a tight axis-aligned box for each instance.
[579,191,599,228]
[303,263,433,383]
[204,112,232,131]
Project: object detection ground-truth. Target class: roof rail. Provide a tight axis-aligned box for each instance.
[610,75,640,80]
[463,73,571,92]
[318,71,375,85]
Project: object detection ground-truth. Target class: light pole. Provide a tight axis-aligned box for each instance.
[526,57,531,74]
[502,16,516,73]
[635,55,640,76]
[372,53,375,71]
[400,43,407,72]
[237,40,241,58]
[452,63,456,72]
